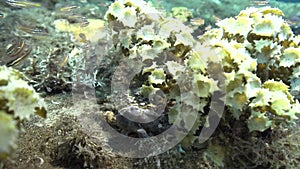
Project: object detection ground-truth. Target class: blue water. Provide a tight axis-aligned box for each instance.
[275,0,300,2]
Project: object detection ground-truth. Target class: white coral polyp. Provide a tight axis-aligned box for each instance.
[3,79,38,120]
[252,14,284,37]
[217,16,253,37]
[119,7,137,27]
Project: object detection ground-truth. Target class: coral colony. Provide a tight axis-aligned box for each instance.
[1,0,300,168]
